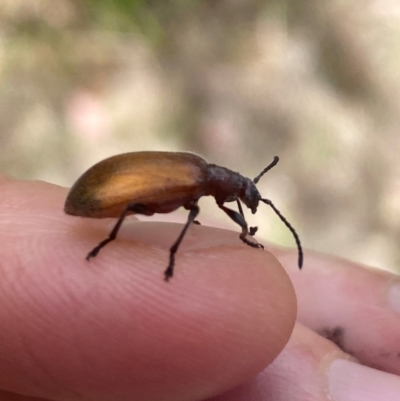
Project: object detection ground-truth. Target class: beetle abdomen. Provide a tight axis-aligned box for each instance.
[65,151,208,218]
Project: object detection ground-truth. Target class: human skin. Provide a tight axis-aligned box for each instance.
[0,175,400,401]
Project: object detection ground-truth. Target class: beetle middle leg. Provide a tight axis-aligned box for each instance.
[86,203,148,260]
[218,203,263,249]
[164,204,200,281]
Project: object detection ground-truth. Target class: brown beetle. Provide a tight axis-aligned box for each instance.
[65,151,303,281]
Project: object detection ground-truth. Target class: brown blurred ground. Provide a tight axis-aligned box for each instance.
[1,0,400,272]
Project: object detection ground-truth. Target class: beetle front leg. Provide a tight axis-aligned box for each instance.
[218,203,263,249]
[164,204,200,281]
[236,200,258,236]
[86,203,148,260]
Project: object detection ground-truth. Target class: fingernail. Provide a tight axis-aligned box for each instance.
[328,359,400,401]
[388,283,400,315]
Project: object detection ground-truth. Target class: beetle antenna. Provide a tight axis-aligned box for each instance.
[260,198,303,269]
[253,156,279,184]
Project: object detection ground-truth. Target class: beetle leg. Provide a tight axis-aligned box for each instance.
[164,204,200,282]
[236,200,244,216]
[86,203,148,260]
[236,200,258,236]
[184,204,201,225]
[219,204,264,249]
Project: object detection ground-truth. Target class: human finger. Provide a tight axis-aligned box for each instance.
[0,176,297,401]
[274,248,400,374]
[207,322,400,401]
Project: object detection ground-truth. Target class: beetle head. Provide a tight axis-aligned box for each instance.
[239,156,280,214]
[240,180,260,214]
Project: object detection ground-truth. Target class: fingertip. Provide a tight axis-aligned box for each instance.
[51,223,299,400]
[0,179,297,401]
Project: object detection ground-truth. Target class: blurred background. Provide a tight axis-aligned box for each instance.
[1,0,400,272]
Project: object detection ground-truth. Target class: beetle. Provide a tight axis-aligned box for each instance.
[64,151,303,281]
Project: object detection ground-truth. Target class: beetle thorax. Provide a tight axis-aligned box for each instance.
[206,164,260,212]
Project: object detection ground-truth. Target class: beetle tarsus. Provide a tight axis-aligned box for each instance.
[86,249,98,260]
[164,264,173,281]
[86,238,112,260]
[240,235,264,249]
[249,226,258,236]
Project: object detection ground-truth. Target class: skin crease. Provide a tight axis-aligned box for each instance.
[0,176,296,401]
[2,175,400,401]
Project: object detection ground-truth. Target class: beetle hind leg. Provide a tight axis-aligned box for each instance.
[86,203,148,260]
